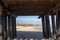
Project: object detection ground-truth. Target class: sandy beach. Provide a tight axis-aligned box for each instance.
[16,26,43,32]
[14,26,43,40]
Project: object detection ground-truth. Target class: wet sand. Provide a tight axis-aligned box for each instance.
[14,26,44,40]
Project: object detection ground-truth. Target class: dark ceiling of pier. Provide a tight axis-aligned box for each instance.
[3,0,60,16]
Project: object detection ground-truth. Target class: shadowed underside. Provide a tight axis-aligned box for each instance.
[0,0,60,40]
[2,0,59,16]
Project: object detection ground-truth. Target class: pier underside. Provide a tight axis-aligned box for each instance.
[0,0,60,40]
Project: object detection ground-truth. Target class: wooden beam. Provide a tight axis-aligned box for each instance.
[5,0,56,4]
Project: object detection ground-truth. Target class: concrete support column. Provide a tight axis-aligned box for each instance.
[13,17,16,37]
[42,15,50,39]
[0,5,3,40]
[45,15,50,39]
[2,9,7,40]
[11,16,14,38]
[8,15,13,40]
[56,10,60,40]
[7,13,17,40]
[0,4,7,40]
[0,16,3,40]
[42,16,47,39]
[51,13,56,39]
[8,15,10,39]
[51,12,56,33]
[12,16,16,38]
[56,12,58,40]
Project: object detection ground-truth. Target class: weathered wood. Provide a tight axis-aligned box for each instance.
[8,3,55,16]
[5,0,56,4]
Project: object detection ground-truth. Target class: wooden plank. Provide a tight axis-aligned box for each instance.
[5,0,56,3]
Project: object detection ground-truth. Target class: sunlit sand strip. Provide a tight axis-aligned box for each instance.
[16,26,43,32]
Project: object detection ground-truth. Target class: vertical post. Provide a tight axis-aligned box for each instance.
[9,15,12,40]
[8,15,10,39]
[0,5,3,40]
[14,17,16,37]
[42,16,47,39]
[51,12,56,40]
[11,16,16,38]
[2,8,7,40]
[56,10,60,40]
[7,13,17,40]
[45,15,50,39]
[8,15,13,40]
[11,15,16,38]
[0,1,8,40]
[0,15,3,40]
[10,15,13,40]
[55,10,58,40]
[11,16,14,38]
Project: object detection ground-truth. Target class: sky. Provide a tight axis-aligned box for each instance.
[16,16,56,25]
[16,16,42,24]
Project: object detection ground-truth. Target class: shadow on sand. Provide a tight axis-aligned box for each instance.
[15,31,43,40]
